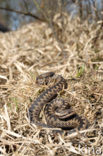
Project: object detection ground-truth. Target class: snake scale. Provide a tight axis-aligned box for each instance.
[28,72,88,130]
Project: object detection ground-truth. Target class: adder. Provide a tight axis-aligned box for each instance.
[28,72,88,130]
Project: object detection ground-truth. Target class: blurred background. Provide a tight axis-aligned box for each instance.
[0,0,103,31]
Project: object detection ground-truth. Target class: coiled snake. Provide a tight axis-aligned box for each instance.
[28,72,88,130]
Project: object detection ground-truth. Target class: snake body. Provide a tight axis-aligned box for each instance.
[28,72,88,130]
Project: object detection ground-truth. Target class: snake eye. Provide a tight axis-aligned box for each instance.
[36,79,45,85]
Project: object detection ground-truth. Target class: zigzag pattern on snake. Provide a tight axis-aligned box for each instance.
[28,72,88,130]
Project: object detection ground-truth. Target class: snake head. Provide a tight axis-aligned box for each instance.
[36,72,55,85]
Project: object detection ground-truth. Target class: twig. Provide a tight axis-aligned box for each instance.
[0,7,44,21]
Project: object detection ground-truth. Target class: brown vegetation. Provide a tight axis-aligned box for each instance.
[0,10,103,156]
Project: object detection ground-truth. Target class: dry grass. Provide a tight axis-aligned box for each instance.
[0,15,103,156]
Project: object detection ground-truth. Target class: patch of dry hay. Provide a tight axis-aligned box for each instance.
[0,16,103,156]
